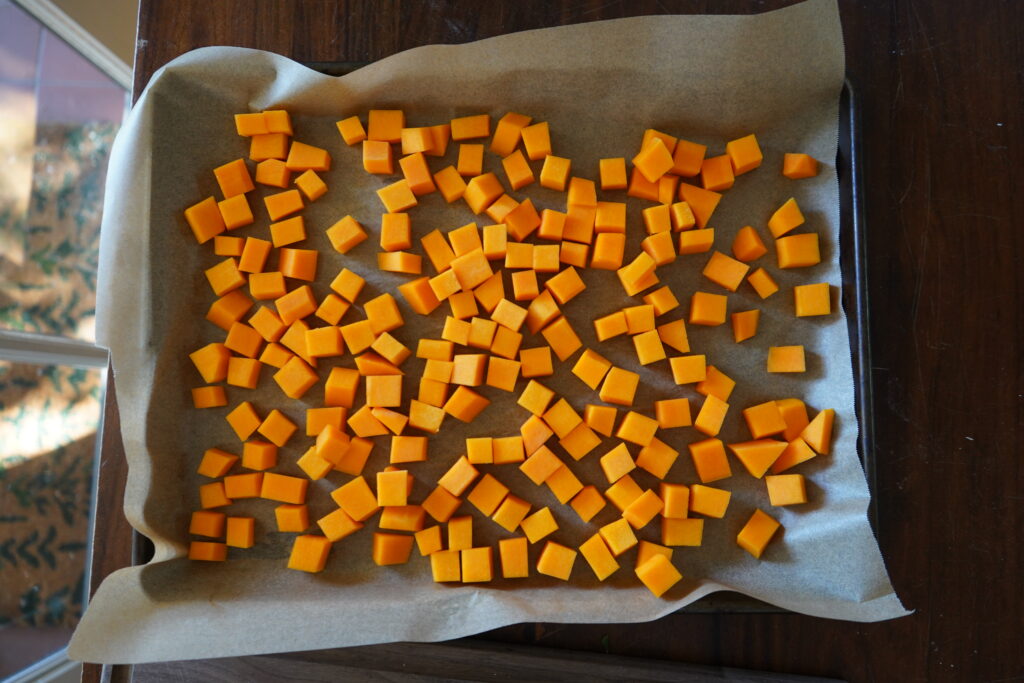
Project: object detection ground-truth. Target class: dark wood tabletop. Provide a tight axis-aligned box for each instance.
[84,1,1024,681]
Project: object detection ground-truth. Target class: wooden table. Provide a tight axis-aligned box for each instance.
[84,1,1024,680]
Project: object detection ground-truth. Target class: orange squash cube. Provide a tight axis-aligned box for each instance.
[736,509,781,559]
[767,345,806,373]
[689,437,732,483]
[570,486,607,523]
[499,537,530,579]
[782,153,819,179]
[579,533,619,580]
[372,532,414,566]
[536,541,577,580]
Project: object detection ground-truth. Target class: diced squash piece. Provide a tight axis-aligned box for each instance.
[725,133,763,175]
[694,395,729,437]
[782,153,819,179]
[417,486,459,524]
[766,474,808,506]
[599,517,638,557]
[747,268,779,299]
[188,541,227,561]
[636,438,680,480]
[189,509,226,538]
[599,157,627,190]
[743,401,787,439]
[255,158,291,188]
[729,439,788,478]
[633,137,674,183]
[732,309,760,343]
[654,398,691,430]
[541,316,582,362]
[502,149,535,190]
[399,151,437,195]
[623,489,663,529]
[635,553,682,597]
[794,282,832,316]
[570,486,606,523]
[767,197,805,238]
[632,329,666,365]
[372,532,414,566]
[492,494,531,532]
[775,228,820,267]
[225,516,255,548]
[767,345,806,373]
[579,533,619,580]
[545,464,583,504]
[599,442,636,483]
[616,411,658,447]
[438,456,480,497]
[593,311,628,342]
[571,348,611,390]
[275,503,310,532]
[801,408,835,454]
[598,367,639,406]
[520,121,551,160]
[689,484,731,518]
[663,517,705,547]
[466,474,509,516]
[542,398,583,440]
[677,183,720,228]
[689,291,727,326]
[464,173,505,215]
[584,404,617,438]
[695,365,735,401]
[689,437,732,483]
[278,248,318,281]
[605,474,643,512]
[539,154,571,191]
[249,132,289,161]
[490,111,531,156]
[451,114,490,140]
[461,546,493,582]
[519,444,562,485]
[660,483,689,519]
[430,549,461,581]
[769,437,817,474]
[736,509,781,559]
[389,434,426,464]
[519,346,553,378]
[536,541,577,580]
[499,537,529,578]
[703,251,750,292]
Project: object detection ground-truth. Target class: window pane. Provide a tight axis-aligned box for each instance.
[0,10,126,344]
[0,361,104,660]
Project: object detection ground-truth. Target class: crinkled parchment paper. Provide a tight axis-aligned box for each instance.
[70,0,907,664]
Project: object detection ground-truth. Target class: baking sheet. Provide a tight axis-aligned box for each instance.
[70,0,907,664]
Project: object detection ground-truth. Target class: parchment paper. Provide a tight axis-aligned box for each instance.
[70,0,907,664]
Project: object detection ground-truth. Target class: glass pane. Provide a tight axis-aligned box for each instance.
[0,0,127,344]
[0,361,104,675]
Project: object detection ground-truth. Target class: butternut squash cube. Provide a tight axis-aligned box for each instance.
[598,367,639,406]
[467,473,509,515]
[539,154,571,191]
[801,408,835,454]
[663,517,705,546]
[537,541,577,580]
[492,494,531,532]
[431,549,461,582]
[499,537,530,578]
[635,553,682,597]
[570,486,607,523]
[782,153,819,179]
[767,345,806,373]
[584,404,618,437]
[623,489,663,529]
[689,484,731,518]
[655,398,691,429]
[372,532,414,566]
[694,395,729,437]
[689,437,732,483]
[545,464,583,503]
[737,509,781,559]
[599,157,627,190]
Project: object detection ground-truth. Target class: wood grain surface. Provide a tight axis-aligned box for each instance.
[84,1,1023,681]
